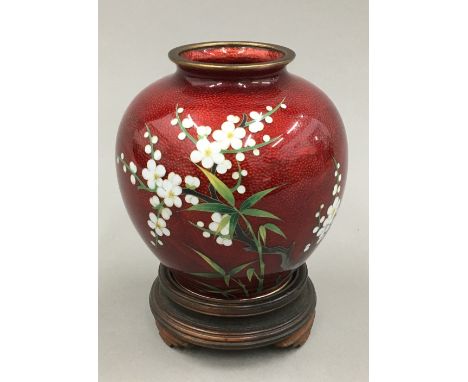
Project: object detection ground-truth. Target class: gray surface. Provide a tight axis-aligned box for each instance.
[99,0,368,381]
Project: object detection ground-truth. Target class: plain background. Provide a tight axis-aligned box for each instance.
[99,0,368,381]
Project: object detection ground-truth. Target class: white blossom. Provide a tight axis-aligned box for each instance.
[237,185,246,194]
[147,212,170,236]
[184,175,200,189]
[150,195,160,208]
[153,150,161,160]
[216,159,232,174]
[156,172,183,208]
[185,194,199,205]
[227,115,240,123]
[235,152,245,162]
[248,111,264,133]
[182,116,194,129]
[304,243,311,252]
[212,121,246,150]
[190,138,225,169]
[196,125,212,137]
[142,160,166,189]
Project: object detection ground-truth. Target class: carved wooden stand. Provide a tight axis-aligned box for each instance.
[149,264,316,350]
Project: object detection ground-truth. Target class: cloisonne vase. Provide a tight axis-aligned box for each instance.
[116,42,347,349]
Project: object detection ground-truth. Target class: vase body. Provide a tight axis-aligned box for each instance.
[116,42,347,299]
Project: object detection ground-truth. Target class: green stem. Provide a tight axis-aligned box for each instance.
[239,213,264,292]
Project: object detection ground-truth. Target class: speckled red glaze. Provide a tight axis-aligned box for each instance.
[116,43,347,297]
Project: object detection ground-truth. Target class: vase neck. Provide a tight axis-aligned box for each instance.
[168,41,295,80]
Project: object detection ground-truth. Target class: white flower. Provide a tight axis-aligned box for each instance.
[182,116,194,129]
[145,144,151,154]
[241,169,248,176]
[123,165,127,173]
[232,171,239,180]
[161,207,172,220]
[196,221,204,227]
[184,175,200,189]
[156,173,183,208]
[208,213,230,236]
[170,118,178,126]
[153,150,161,160]
[266,106,272,111]
[142,160,166,189]
[248,111,264,133]
[177,132,186,140]
[332,184,339,196]
[147,212,170,236]
[130,175,136,185]
[150,195,160,208]
[177,107,184,113]
[190,138,225,169]
[237,185,246,194]
[326,196,341,220]
[236,152,245,161]
[129,161,137,173]
[151,136,158,144]
[216,159,232,174]
[185,194,199,205]
[316,197,341,243]
[202,231,210,238]
[245,137,256,147]
[253,149,260,156]
[196,125,212,137]
[216,236,233,246]
[263,135,271,142]
[304,243,311,252]
[150,241,156,246]
[280,103,287,109]
[265,115,273,124]
[227,115,240,123]
[338,174,342,182]
[212,121,246,150]
[120,153,124,160]
[158,240,163,245]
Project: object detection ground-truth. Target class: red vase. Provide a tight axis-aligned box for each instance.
[116,42,347,299]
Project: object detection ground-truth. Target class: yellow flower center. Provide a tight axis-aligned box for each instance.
[226,131,234,139]
[204,148,212,156]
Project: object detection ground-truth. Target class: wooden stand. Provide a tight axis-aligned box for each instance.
[149,264,316,350]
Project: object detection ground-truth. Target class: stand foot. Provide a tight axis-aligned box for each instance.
[150,264,316,350]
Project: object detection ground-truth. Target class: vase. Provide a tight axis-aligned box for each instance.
[116,41,347,349]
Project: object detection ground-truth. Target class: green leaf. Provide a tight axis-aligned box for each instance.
[259,225,267,244]
[197,166,235,206]
[223,274,231,286]
[246,268,255,282]
[229,261,257,276]
[188,203,235,214]
[240,186,279,211]
[264,223,287,239]
[191,249,225,276]
[229,213,239,238]
[242,208,281,220]
[190,272,224,279]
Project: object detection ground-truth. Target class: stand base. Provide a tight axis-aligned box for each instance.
[149,264,316,350]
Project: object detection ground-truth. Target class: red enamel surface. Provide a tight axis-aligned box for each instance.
[116,46,347,298]
[181,46,283,64]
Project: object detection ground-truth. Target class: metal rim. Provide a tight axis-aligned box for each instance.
[168,41,295,72]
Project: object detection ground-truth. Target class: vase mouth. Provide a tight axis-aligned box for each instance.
[168,41,295,73]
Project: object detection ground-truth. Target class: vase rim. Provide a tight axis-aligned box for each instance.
[168,41,296,73]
